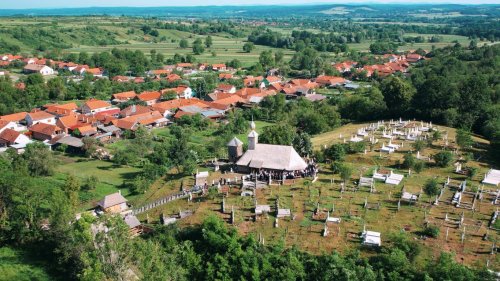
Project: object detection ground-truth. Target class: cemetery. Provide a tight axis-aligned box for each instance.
[124,120,499,269]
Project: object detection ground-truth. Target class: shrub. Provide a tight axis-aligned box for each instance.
[433,151,453,167]
[423,225,440,238]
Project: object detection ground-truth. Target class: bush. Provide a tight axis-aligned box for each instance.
[423,225,440,238]
[414,161,425,173]
[433,151,453,168]
[325,144,346,162]
[402,154,416,169]
[423,178,440,197]
[433,151,453,167]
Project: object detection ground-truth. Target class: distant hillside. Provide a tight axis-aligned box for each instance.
[0,4,499,19]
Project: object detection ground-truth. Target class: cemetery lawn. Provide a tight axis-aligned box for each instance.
[132,122,499,270]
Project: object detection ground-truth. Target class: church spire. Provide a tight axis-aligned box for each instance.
[248,118,258,150]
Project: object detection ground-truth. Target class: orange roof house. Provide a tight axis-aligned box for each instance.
[166,74,181,83]
[0,112,27,122]
[112,91,137,102]
[112,111,166,131]
[120,105,152,118]
[315,76,346,87]
[137,91,161,105]
[219,73,233,80]
[81,99,113,114]
[212,64,227,71]
[45,103,78,116]
[29,123,63,141]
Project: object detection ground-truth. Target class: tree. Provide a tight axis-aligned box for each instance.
[402,154,416,169]
[259,50,274,68]
[205,36,213,48]
[82,175,99,191]
[292,132,313,157]
[412,139,426,152]
[324,144,346,162]
[259,124,295,146]
[339,163,353,183]
[192,39,205,55]
[455,129,473,150]
[168,126,198,175]
[23,142,55,176]
[414,161,425,173]
[380,76,416,117]
[62,174,81,208]
[243,42,255,53]
[274,50,284,64]
[179,39,189,48]
[433,151,453,167]
[82,137,99,158]
[129,176,151,194]
[423,178,440,197]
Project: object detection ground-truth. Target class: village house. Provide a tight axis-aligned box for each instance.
[0,120,20,134]
[23,64,55,76]
[85,68,104,77]
[96,191,128,214]
[26,111,56,127]
[29,123,64,141]
[261,76,282,88]
[315,75,346,87]
[112,76,131,83]
[406,53,423,63]
[332,61,357,73]
[0,112,28,132]
[81,99,114,115]
[0,128,32,152]
[113,110,167,131]
[212,64,227,72]
[166,73,182,83]
[72,65,89,75]
[1,54,23,62]
[161,86,193,99]
[112,91,137,103]
[243,76,263,87]
[56,113,83,134]
[215,84,237,94]
[44,103,78,117]
[218,73,233,80]
[207,92,233,102]
[137,91,162,106]
[119,104,152,118]
[176,63,193,71]
[151,98,208,117]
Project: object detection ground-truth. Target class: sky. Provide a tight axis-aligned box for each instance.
[2,0,500,9]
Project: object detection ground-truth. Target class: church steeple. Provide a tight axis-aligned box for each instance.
[248,118,258,150]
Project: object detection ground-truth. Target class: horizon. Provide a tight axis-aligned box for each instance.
[2,1,500,10]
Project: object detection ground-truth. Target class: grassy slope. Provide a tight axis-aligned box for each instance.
[0,247,53,281]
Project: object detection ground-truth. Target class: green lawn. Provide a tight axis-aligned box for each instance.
[54,155,141,209]
[0,247,53,281]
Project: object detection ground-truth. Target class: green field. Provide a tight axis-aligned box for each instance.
[54,155,141,209]
[0,247,52,281]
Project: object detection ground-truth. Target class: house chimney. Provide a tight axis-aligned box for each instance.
[118,189,121,195]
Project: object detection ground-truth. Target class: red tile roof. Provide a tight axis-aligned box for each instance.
[0,112,27,122]
[29,123,61,135]
[137,91,161,102]
[83,99,111,110]
[0,128,20,143]
[27,111,54,121]
[112,91,137,101]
